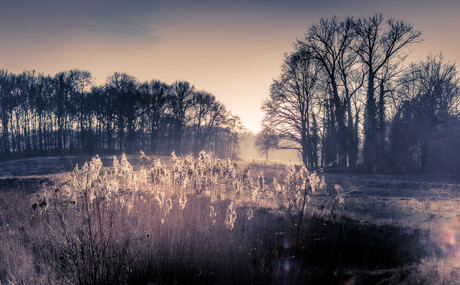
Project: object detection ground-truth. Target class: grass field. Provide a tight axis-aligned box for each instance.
[1,153,459,284]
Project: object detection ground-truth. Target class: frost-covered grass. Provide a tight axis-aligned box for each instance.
[0,151,346,285]
[2,152,459,284]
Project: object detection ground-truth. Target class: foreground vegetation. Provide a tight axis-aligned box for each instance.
[0,152,459,284]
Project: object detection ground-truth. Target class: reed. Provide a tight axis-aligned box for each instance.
[1,151,346,284]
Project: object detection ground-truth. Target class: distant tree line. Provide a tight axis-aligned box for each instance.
[0,70,244,159]
[257,13,460,175]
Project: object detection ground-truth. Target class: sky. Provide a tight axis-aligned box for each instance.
[1,0,459,132]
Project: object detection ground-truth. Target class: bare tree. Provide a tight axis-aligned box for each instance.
[0,69,15,156]
[297,16,361,169]
[0,67,247,159]
[190,91,227,155]
[255,127,278,162]
[53,71,73,151]
[68,69,93,151]
[225,114,244,159]
[104,72,138,152]
[258,49,321,168]
[169,81,195,155]
[353,13,422,172]
[139,79,169,155]
[374,56,408,170]
[389,53,460,173]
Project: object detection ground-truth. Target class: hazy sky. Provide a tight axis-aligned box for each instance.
[1,0,459,132]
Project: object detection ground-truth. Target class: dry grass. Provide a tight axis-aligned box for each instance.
[0,151,348,285]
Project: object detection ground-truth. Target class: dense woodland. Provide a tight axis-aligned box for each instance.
[0,70,244,159]
[257,14,460,175]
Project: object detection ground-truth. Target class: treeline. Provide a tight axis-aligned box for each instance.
[258,14,460,174]
[0,70,244,159]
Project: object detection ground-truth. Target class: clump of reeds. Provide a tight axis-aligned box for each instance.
[3,151,345,284]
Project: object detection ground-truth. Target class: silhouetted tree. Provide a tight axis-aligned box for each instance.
[258,49,321,168]
[139,79,169,155]
[169,81,195,155]
[389,54,460,173]
[374,57,407,171]
[353,13,422,172]
[255,127,278,162]
[53,71,74,152]
[0,67,246,159]
[92,85,114,151]
[0,70,15,157]
[297,16,362,169]
[16,70,40,155]
[104,72,138,152]
[225,114,243,159]
[68,69,93,151]
[190,91,227,155]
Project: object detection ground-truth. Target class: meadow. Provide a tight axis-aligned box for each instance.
[0,152,459,285]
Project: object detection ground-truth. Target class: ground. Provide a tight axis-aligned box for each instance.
[1,155,460,284]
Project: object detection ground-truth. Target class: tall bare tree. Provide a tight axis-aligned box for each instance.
[68,69,93,151]
[169,81,195,155]
[104,72,138,152]
[297,16,361,169]
[191,91,226,155]
[139,79,169,155]
[259,49,321,168]
[0,69,15,156]
[353,13,422,171]
[225,114,244,159]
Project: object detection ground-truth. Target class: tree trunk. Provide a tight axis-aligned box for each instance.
[378,80,386,171]
[347,99,357,170]
[330,81,348,168]
[363,71,377,172]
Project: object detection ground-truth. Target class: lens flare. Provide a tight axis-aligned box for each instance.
[284,258,291,272]
[440,227,456,246]
[340,275,357,285]
[284,238,289,249]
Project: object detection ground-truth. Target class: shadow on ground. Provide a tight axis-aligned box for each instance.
[0,177,54,194]
[299,216,440,284]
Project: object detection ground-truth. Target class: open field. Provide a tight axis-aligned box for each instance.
[1,154,460,284]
